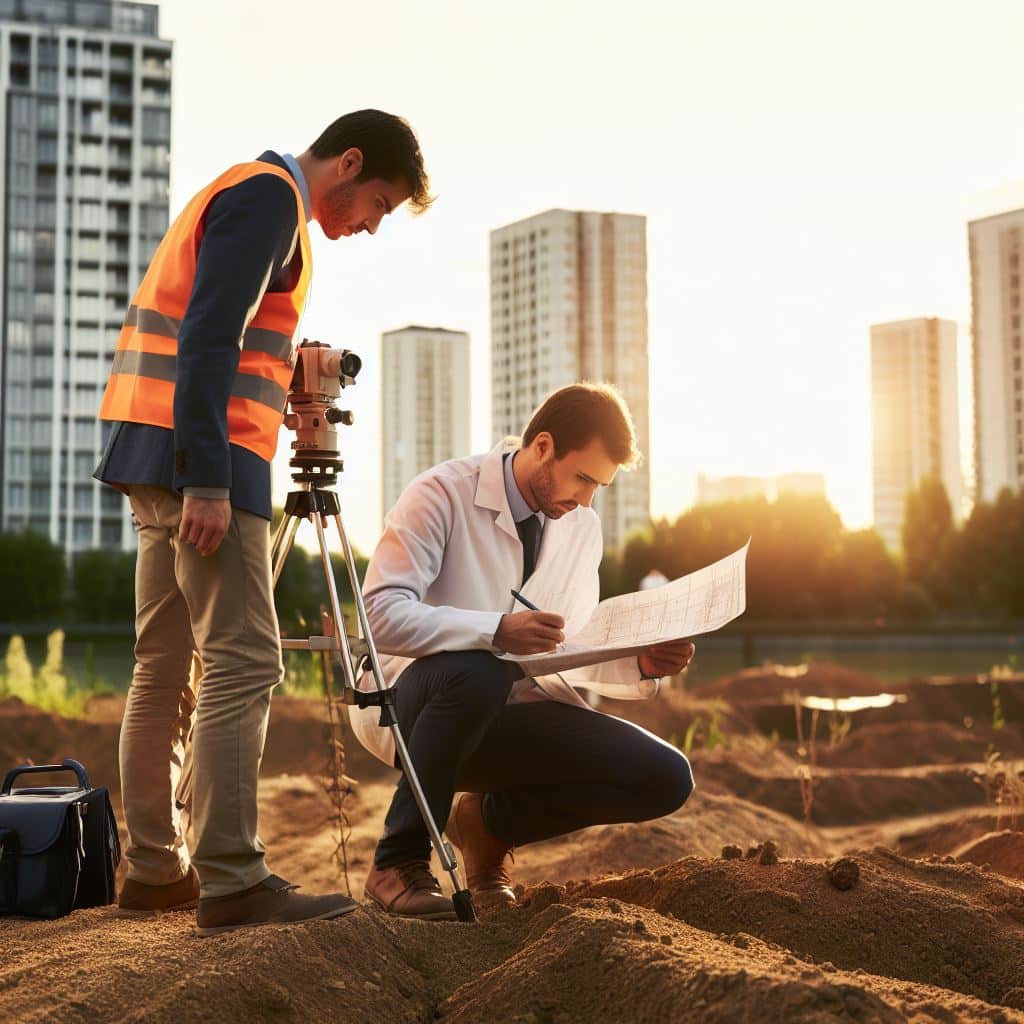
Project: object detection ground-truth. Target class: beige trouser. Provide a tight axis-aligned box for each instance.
[120,485,284,897]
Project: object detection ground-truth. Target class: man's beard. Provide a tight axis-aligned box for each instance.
[532,461,570,518]
[320,181,358,237]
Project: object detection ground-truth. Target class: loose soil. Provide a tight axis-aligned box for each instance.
[2,668,1023,1023]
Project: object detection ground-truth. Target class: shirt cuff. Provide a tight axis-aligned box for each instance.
[183,487,230,500]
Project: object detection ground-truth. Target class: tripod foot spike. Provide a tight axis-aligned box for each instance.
[452,889,478,923]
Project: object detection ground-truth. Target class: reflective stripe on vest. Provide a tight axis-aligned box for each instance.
[109,348,289,412]
[98,161,312,463]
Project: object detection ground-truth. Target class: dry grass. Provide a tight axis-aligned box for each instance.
[787,689,820,824]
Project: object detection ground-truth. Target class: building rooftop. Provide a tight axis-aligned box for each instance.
[0,0,161,37]
[383,325,468,336]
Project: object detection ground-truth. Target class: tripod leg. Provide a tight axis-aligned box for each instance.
[270,507,292,567]
[328,512,477,923]
[271,515,302,590]
[310,511,348,655]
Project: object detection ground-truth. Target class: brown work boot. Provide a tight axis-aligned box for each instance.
[195,874,359,937]
[117,864,200,914]
[364,860,457,920]
[446,792,516,910]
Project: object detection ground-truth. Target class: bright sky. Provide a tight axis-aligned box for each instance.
[157,0,1024,555]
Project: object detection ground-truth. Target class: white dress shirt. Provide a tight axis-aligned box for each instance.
[348,439,659,765]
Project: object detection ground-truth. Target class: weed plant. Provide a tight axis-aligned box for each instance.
[0,631,107,717]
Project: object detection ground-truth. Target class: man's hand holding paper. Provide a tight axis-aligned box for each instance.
[638,639,696,678]
[498,540,749,676]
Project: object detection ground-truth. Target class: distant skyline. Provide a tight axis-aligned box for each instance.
[154,0,1024,554]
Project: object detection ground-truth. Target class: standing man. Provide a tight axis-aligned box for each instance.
[95,110,431,936]
[351,384,695,920]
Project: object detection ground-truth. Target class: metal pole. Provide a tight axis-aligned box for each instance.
[329,508,476,922]
[271,515,302,590]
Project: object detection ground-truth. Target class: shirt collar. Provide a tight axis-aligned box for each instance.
[280,152,311,223]
[503,451,546,528]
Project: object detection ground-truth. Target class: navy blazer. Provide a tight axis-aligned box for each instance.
[94,151,305,519]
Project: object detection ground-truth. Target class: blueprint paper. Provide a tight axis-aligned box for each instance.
[500,540,749,675]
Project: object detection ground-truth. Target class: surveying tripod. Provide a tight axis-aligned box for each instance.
[270,340,477,922]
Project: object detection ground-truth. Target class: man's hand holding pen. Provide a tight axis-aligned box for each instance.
[494,611,566,655]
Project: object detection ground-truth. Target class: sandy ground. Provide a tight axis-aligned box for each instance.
[2,662,1023,1023]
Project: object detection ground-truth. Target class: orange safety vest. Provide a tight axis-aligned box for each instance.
[98,161,312,463]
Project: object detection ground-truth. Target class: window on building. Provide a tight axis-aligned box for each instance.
[73,418,95,446]
[31,419,52,446]
[29,450,50,477]
[30,482,51,511]
[6,484,26,509]
[10,128,32,159]
[73,519,92,547]
[142,107,171,140]
[8,451,28,477]
[73,485,93,512]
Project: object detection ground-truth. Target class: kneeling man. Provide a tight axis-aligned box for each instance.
[351,383,695,919]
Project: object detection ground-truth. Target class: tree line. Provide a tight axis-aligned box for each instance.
[0,511,368,629]
[2,478,1022,626]
[600,477,1024,622]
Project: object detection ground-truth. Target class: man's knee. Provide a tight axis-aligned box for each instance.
[661,750,695,813]
[131,646,192,691]
[639,745,695,818]
[197,645,283,702]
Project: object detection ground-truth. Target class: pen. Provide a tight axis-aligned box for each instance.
[510,588,540,612]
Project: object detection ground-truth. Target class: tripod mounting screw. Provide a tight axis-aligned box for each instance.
[325,408,355,426]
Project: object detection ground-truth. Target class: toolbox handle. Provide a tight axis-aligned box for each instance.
[1,758,90,795]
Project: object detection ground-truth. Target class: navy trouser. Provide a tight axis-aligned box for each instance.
[373,651,695,868]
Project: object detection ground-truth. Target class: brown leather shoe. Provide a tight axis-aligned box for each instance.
[195,874,359,937]
[364,860,456,920]
[446,792,516,910]
[117,865,200,914]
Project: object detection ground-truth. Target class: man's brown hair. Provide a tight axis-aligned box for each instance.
[521,382,641,468]
[309,109,433,214]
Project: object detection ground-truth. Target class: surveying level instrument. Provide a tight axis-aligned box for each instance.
[270,339,477,923]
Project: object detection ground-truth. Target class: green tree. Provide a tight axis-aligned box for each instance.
[72,549,136,622]
[828,528,902,618]
[947,487,1024,616]
[902,476,953,606]
[0,530,65,622]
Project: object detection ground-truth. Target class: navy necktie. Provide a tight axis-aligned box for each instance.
[517,514,542,584]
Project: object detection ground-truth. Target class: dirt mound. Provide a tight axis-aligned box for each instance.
[954,830,1024,880]
[0,697,120,792]
[816,720,1024,769]
[443,897,1020,1023]
[511,790,830,888]
[691,744,986,825]
[575,849,1024,1008]
[7,671,1024,1022]
[692,661,897,704]
[5,869,1023,1024]
[0,903,523,1024]
[599,684,754,745]
[0,694,390,798]
[866,675,1024,729]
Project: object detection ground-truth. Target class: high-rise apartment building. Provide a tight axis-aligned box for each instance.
[871,318,962,551]
[489,209,650,551]
[380,325,470,519]
[968,208,1024,503]
[0,0,172,551]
